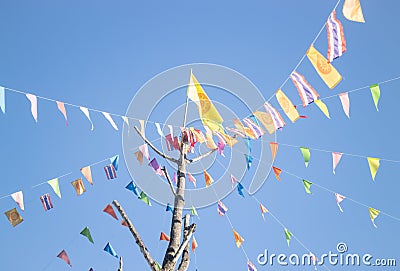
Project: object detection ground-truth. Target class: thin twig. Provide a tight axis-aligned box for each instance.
[162,167,177,197]
[187,148,218,163]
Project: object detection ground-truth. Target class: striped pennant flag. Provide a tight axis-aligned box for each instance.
[248,260,258,271]
[243,116,265,139]
[40,193,53,211]
[217,200,228,216]
[327,11,346,63]
[264,102,285,131]
[104,164,117,180]
[290,71,320,107]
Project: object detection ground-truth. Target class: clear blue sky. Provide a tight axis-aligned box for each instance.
[0,1,399,270]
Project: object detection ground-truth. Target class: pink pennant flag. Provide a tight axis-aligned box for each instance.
[173,172,177,183]
[332,152,343,174]
[57,250,72,267]
[56,101,68,126]
[231,175,238,187]
[26,93,38,122]
[187,172,197,187]
[11,191,24,211]
[139,144,150,160]
[215,132,226,157]
[102,112,119,131]
[335,193,346,212]
[339,92,350,118]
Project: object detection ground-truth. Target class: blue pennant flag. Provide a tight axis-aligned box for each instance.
[104,242,118,258]
[125,181,139,197]
[237,182,244,197]
[166,203,173,213]
[110,155,119,171]
[245,137,252,155]
[244,154,253,170]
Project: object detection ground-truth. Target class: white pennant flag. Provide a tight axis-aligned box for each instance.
[168,125,173,137]
[155,123,164,137]
[79,107,94,130]
[139,144,150,160]
[339,92,350,118]
[332,152,343,174]
[335,193,346,212]
[26,93,38,122]
[11,191,24,211]
[102,112,119,131]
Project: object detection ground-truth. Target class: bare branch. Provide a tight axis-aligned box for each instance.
[177,215,192,271]
[134,126,179,164]
[161,166,177,197]
[172,222,196,266]
[118,257,123,271]
[187,148,218,163]
[112,200,159,271]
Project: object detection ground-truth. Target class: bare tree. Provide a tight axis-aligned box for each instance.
[113,99,217,271]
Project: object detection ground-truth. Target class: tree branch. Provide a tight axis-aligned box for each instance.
[177,214,192,271]
[172,222,196,266]
[187,148,218,163]
[161,166,176,197]
[112,200,159,271]
[134,126,179,164]
[118,257,123,271]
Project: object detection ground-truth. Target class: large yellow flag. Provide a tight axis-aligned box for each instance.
[343,0,365,23]
[275,89,300,123]
[306,45,342,89]
[253,111,275,134]
[233,229,244,248]
[367,157,380,181]
[187,70,224,132]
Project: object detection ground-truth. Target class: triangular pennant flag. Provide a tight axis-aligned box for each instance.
[4,208,23,227]
[187,172,197,187]
[155,123,164,137]
[56,101,68,125]
[122,116,129,131]
[139,191,152,206]
[248,260,258,271]
[233,229,244,248]
[80,166,93,185]
[47,178,61,198]
[26,93,38,122]
[237,182,244,197]
[332,152,343,174]
[275,89,300,123]
[0,86,5,114]
[217,200,228,216]
[204,126,218,149]
[102,112,119,131]
[134,150,144,165]
[369,207,380,228]
[204,170,214,187]
[192,237,198,252]
[57,250,72,267]
[300,147,310,167]
[166,203,173,213]
[71,178,86,196]
[269,142,278,160]
[338,92,350,118]
[11,191,24,211]
[284,228,293,246]
[343,0,365,23]
[302,179,313,194]
[260,203,268,220]
[110,155,119,171]
[244,137,252,155]
[191,205,199,217]
[125,181,139,196]
[370,84,381,111]
[367,157,380,181]
[156,262,162,270]
[104,242,118,258]
[245,154,253,170]
[103,204,118,220]
[230,174,238,186]
[121,220,128,227]
[272,166,282,181]
[159,232,170,241]
[80,226,94,244]
[80,107,94,130]
[314,99,331,119]
[335,193,346,212]
[173,172,177,184]
[149,158,163,176]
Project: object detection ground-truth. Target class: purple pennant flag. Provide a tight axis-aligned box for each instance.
[148,158,163,176]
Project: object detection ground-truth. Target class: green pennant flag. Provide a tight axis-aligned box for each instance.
[191,205,198,217]
[370,84,381,111]
[139,191,151,206]
[156,262,162,270]
[300,147,310,167]
[302,180,313,194]
[284,228,293,246]
[47,178,61,198]
[80,226,94,244]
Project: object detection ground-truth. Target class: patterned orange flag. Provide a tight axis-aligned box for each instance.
[233,229,244,248]
[4,208,23,227]
[269,142,278,161]
[160,232,170,241]
[204,170,214,187]
[272,166,282,181]
[71,178,86,196]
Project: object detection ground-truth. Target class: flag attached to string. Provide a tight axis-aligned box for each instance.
[104,164,117,180]
[272,166,282,181]
[79,107,94,130]
[343,0,365,23]
[248,260,258,271]
[234,118,256,139]
[57,250,72,267]
[217,200,228,216]
[122,116,129,131]
[204,170,214,187]
[370,84,381,111]
[26,93,38,122]
[260,203,268,220]
[233,229,244,248]
[47,178,61,198]
[270,142,278,160]
[369,207,380,228]
[326,11,346,62]
[231,175,238,186]
[139,144,150,160]
[243,117,265,139]
[71,178,86,196]
[139,191,152,206]
[139,119,145,138]
[4,208,23,227]
[80,166,93,185]
[155,123,164,137]
[306,45,342,89]
[332,152,343,174]
[103,204,118,220]
[104,243,118,258]
[160,232,170,241]
[237,182,244,197]
[134,150,144,165]
[80,226,94,244]
[110,155,119,171]
[245,154,253,170]
[314,100,331,119]
[149,158,163,176]
[367,157,380,181]
[173,172,177,184]
[300,147,310,167]
[0,86,5,114]
[302,180,313,194]
[166,203,173,213]
[125,181,139,197]
[56,101,68,126]
[335,193,346,212]
[11,191,24,211]
[191,205,199,217]
[284,228,293,246]
[252,111,275,134]
[192,237,198,252]
[264,102,286,130]
[40,193,53,211]
[290,71,320,107]
[275,89,300,123]
[339,92,350,118]
[187,172,197,187]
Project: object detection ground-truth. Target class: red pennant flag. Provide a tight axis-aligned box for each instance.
[192,237,198,252]
[103,204,118,220]
[57,250,72,267]
[160,232,170,241]
[121,220,128,227]
[272,166,282,180]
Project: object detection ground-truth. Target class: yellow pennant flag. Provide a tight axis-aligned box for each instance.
[204,127,217,149]
[367,157,380,181]
[368,207,380,228]
[275,89,300,123]
[253,111,275,134]
[219,131,238,148]
[204,170,214,187]
[306,45,342,89]
[47,178,61,198]
[314,100,331,119]
[71,178,86,196]
[343,0,365,23]
[187,70,224,132]
[233,229,244,248]
[80,166,93,185]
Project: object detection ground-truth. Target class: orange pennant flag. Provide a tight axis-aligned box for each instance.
[103,204,118,220]
[260,203,269,220]
[134,150,144,165]
[121,220,128,227]
[204,170,214,187]
[272,166,282,181]
[270,142,278,160]
[160,232,170,241]
[80,166,93,185]
[192,237,198,252]
[71,178,86,196]
[233,229,244,248]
